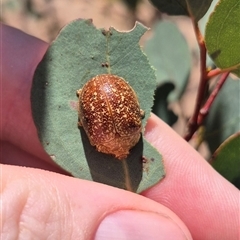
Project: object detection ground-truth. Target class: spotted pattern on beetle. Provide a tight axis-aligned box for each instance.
[77,74,144,160]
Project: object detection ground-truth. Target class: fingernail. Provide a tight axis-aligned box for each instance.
[95,210,191,240]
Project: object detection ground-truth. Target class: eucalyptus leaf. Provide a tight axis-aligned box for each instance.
[199,0,218,34]
[205,77,240,153]
[205,0,240,77]
[144,20,191,102]
[210,132,240,188]
[152,83,178,126]
[149,0,213,21]
[199,0,219,66]
[31,19,165,192]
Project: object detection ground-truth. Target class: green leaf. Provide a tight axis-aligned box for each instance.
[199,0,218,34]
[149,0,213,21]
[205,0,240,77]
[31,19,165,192]
[210,132,240,188]
[199,0,219,66]
[144,20,191,102]
[152,83,178,126]
[138,138,166,192]
[205,77,240,153]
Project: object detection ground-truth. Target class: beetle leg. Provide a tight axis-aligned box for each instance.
[78,120,82,127]
[76,89,82,97]
[140,109,145,119]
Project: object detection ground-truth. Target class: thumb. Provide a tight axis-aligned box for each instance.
[2,164,192,240]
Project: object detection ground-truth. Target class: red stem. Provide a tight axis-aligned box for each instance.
[207,68,222,79]
[197,72,229,125]
[207,65,239,79]
[184,20,207,141]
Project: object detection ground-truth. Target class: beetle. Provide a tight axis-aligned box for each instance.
[76,74,144,160]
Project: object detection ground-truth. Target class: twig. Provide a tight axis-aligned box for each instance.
[207,68,223,79]
[184,2,233,141]
[197,72,229,125]
[184,19,207,141]
[207,64,240,79]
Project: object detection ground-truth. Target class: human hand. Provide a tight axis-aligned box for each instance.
[1,24,238,240]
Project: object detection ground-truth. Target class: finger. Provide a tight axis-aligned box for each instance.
[1,24,49,162]
[143,114,239,240]
[2,164,192,240]
[1,141,69,175]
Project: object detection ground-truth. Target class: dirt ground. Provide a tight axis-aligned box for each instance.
[1,0,210,158]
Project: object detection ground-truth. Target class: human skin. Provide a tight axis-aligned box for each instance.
[1,24,239,240]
